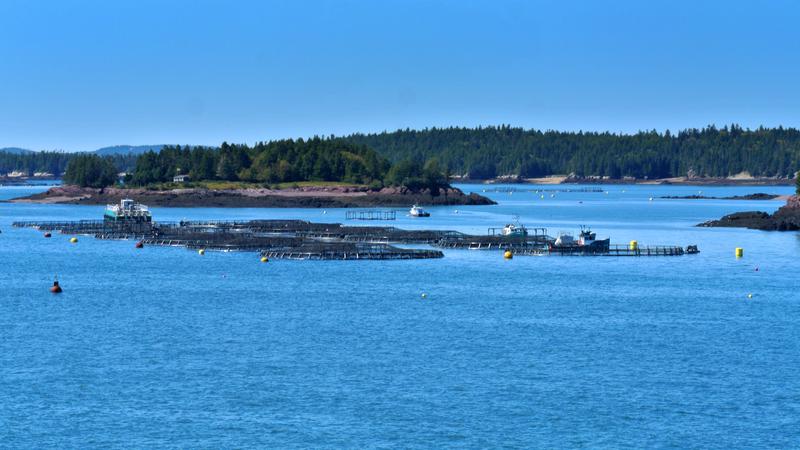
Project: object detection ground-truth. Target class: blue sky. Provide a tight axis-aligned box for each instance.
[1,0,798,151]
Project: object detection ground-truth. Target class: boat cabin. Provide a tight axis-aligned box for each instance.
[104,198,152,223]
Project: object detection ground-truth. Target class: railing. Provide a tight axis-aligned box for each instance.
[345,210,397,221]
[513,244,689,256]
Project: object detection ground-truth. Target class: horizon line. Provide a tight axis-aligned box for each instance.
[3,122,799,153]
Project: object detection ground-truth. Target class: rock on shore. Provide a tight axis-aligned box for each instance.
[8,184,496,208]
[698,195,800,230]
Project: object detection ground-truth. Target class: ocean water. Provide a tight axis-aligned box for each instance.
[1,183,799,448]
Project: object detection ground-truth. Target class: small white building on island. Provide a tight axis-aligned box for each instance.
[173,174,190,183]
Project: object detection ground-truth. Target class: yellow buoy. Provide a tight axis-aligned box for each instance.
[69,237,78,243]
[504,250,513,259]
[735,247,743,258]
[421,293,427,299]
[260,256,268,263]
[198,249,205,255]
[747,293,753,299]
[629,240,638,251]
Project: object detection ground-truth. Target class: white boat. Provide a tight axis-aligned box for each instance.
[409,205,430,217]
[551,226,610,253]
[104,198,152,223]
[501,223,528,237]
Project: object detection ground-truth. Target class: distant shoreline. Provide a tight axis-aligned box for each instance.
[453,176,796,186]
[6,185,496,208]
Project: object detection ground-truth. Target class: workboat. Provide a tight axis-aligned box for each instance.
[104,198,152,223]
[550,226,609,253]
[501,220,528,237]
[409,205,430,217]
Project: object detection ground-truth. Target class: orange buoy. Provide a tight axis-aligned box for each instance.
[44,232,52,238]
[135,241,144,249]
[50,280,62,294]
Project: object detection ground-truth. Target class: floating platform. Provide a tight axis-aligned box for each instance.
[261,242,442,260]
[12,219,153,235]
[12,218,448,260]
[346,210,396,221]
[12,218,696,260]
[434,226,551,250]
[433,235,550,250]
[514,244,691,256]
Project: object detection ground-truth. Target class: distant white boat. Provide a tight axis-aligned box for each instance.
[409,205,430,217]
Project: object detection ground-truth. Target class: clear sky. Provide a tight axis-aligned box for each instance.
[1,0,799,151]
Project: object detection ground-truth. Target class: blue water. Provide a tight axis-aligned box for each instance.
[2,184,799,448]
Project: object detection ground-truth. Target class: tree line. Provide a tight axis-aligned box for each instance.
[12,124,800,193]
[339,124,800,180]
[0,151,137,177]
[63,138,450,193]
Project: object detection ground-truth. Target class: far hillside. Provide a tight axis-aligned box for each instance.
[340,125,800,180]
[0,147,33,155]
[94,145,165,156]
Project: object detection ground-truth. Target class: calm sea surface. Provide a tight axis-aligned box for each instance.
[1,183,799,448]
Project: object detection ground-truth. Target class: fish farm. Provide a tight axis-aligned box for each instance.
[10,199,699,260]
[345,210,397,221]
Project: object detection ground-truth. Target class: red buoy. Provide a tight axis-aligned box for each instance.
[50,280,62,294]
[135,241,144,249]
[44,232,52,238]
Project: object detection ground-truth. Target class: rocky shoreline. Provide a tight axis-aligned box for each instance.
[698,195,800,230]
[662,193,781,200]
[455,176,796,186]
[7,185,496,208]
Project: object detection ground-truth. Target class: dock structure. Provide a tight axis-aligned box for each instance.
[433,226,552,250]
[12,218,696,259]
[12,219,154,235]
[261,242,442,260]
[12,218,449,260]
[433,236,549,251]
[513,244,689,256]
[345,210,397,221]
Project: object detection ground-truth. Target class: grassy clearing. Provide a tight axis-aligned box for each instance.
[273,181,363,189]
